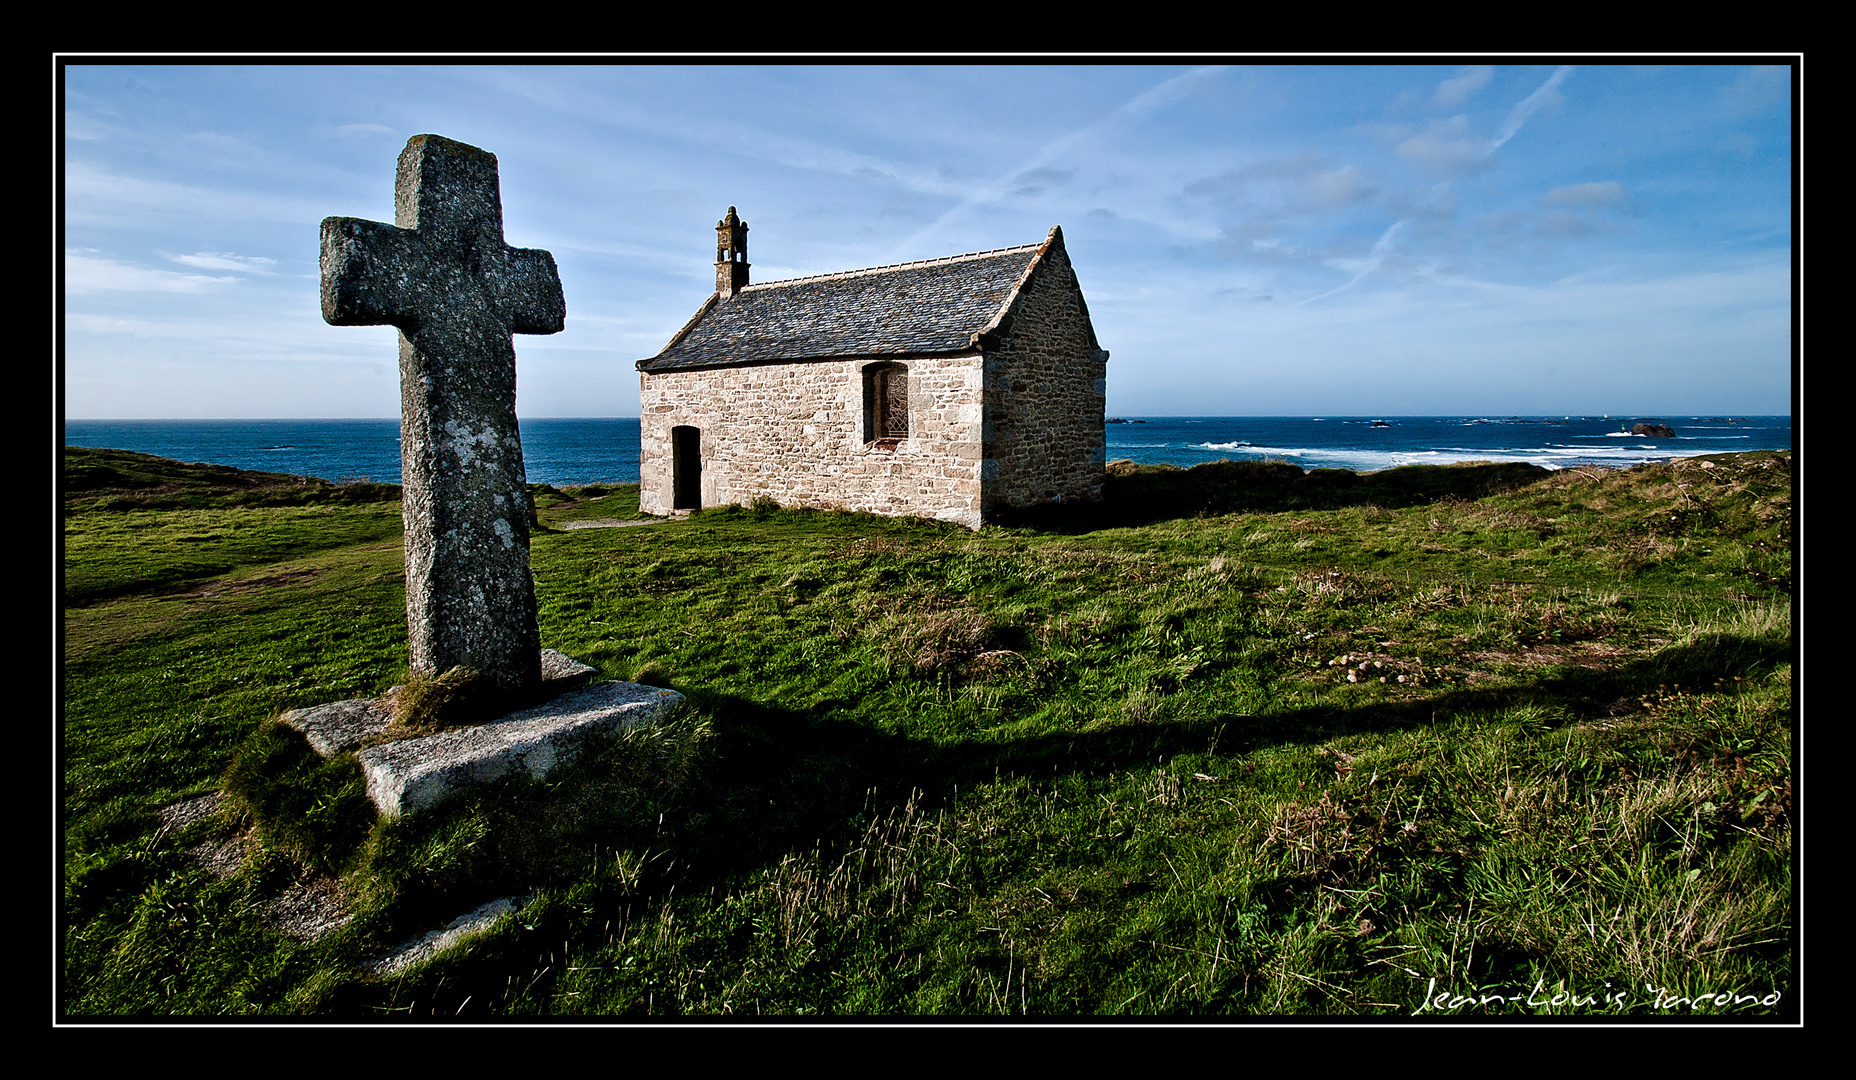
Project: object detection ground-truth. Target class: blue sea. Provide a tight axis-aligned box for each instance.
[61,415,1793,488]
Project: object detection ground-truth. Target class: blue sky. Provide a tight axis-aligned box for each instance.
[61,62,1795,419]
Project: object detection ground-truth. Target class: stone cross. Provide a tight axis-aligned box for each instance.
[320,134,565,696]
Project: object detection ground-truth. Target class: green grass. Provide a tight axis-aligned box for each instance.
[59,447,1794,1018]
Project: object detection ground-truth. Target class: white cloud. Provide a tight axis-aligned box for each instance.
[63,160,331,228]
[180,130,262,167]
[1298,165,1375,211]
[167,251,279,274]
[1393,67,1576,181]
[1544,181,1627,207]
[1540,182,1644,227]
[64,252,237,295]
[1434,66,1493,108]
[63,109,110,141]
[883,66,1228,260]
[1538,211,1610,238]
[467,67,981,206]
[1719,66,1789,115]
[1012,167,1077,199]
[1298,220,1407,305]
[1395,116,1490,179]
[1100,253,1789,415]
[1492,66,1574,150]
[56,65,1790,419]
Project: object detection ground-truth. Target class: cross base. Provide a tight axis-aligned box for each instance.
[279,651,683,818]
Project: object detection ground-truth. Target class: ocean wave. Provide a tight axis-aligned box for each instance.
[1196,442,1307,455]
[1178,441,1731,472]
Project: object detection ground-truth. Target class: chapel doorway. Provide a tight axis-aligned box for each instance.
[672,425,701,510]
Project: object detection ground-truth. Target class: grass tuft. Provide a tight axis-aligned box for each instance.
[389,666,503,735]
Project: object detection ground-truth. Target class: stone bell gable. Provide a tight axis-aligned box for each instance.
[636,217,1108,528]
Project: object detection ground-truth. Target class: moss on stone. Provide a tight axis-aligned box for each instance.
[390,666,504,735]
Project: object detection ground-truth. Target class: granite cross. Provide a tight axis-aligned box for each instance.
[320,134,565,696]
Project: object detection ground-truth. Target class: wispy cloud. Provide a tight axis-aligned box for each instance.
[1434,66,1493,108]
[1012,167,1077,199]
[1536,180,1646,238]
[885,66,1227,260]
[1719,66,1789,115]
[63,161,330,227]
[1298,165,1376,211]
[1395,115,1491,179]
[1544,181,1625,207]
[1493,66,1575,150]
[1397,67,1577,179]
[58,65,1791,418]
[65,252,238,295]
[63,108,110,141]
[1543,180,1643,216]
[1192,156,1376,210]
[167,251,279,274]
[1297,219,1406,305]
[466,67,980,205]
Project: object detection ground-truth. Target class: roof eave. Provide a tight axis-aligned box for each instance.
[639,345,986,375]
[635,292,721,371]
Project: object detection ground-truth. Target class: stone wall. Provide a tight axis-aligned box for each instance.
[981,241,1108,514]
[638,353,986,527]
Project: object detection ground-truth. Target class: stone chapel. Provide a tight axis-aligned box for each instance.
[635,208,1109,528]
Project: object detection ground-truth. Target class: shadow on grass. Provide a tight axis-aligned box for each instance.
[951,629,1789,777]
[224,624,1791,920]
[994,459,1554,533]
[296,624,1787,1015]
[623,624,1792,892]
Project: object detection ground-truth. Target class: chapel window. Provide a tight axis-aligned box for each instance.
[863,362,909,446]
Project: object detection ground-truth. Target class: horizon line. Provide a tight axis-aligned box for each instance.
[63,413,1796,422]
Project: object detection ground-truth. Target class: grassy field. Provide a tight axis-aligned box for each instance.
[59,445,1795,1018]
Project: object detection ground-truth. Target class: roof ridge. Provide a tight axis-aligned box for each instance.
[743,243,1042,291]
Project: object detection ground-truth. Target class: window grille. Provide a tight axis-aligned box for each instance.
[863,363,908,445]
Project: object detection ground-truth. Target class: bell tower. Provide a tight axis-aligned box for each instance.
[715,206,750,298]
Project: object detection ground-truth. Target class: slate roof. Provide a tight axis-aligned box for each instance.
[637,235,1053,372]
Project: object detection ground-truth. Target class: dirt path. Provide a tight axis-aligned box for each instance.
[551,517,672,531]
